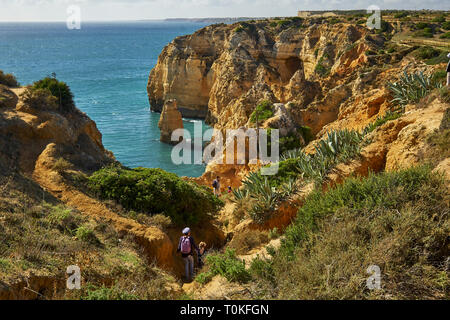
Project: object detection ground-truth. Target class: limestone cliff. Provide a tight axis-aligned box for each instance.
[0,86,114,177]
[158,99,184,144]
[148,20,386,134]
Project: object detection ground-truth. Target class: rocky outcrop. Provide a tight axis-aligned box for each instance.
[148,21,383,134]
[0,88,114,175]
[158,99,184,144]
[0,85,18,109]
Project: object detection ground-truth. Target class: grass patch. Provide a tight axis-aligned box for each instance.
[52,158,73,174]
[440,32,450,39]
[412,47,447,65]
[81,284,139,300]
[196,248,251,284]
[228,230,269,255]
[255,165,449,299]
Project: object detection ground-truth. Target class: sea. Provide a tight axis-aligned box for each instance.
[0,21,211,177]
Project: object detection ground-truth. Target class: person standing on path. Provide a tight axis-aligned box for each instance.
[212,176,221,197]
[177,227,199,282]
[447,53,450,86]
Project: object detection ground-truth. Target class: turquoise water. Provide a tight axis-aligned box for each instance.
[0,21,210,177]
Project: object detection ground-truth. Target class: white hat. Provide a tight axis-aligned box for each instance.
[182,227,190,235]
[448,53,450,59]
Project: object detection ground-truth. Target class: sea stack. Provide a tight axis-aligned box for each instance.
[158,99,184,144]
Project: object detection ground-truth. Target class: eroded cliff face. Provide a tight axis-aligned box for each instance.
[0,87,114,177]
[148,21,384,134]
[158,99,184,144]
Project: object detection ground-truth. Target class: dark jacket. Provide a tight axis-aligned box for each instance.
[447,61,450,73]
[198,251,206,268]
[177,235,199,258]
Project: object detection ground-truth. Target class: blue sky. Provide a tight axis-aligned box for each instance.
[0,0,447,22]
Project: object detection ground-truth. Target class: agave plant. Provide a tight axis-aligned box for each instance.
[281,148,305,161]
[279,177,301,198]
[231,188,249,202]
[314,129,363,159]
[388,71,442,106]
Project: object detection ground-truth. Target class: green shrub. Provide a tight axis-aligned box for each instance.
[199,249,251,283]
[277,19,291,27]
[279,165,441,259]
[329,18,341,25]
[268,227,279,239]
[249,258,275,283]
[413,47,448,65]
[442,21,450,30]
[82,284,139,300]
[52,157,73,173]
[415,22,429,30]
[413,46,441,60]
[262,165,449,299]
[32,77,74,112]
[75,225,99,244]
[298,126,314,145]
[432,15,446,23]
[315,56,330,77]
[88,166,223,225]
[249,100,274,124]
[414,28,434,38]
[394,12,408,19]
[44,203,80,234]
[195,271,214,284]
[362,111,402,135]
[432,70,447,86]
[439,32,450,39]
[0,71,19,87]
[266,127,307,156]
[426,52,449,65]
[20,87,59,110]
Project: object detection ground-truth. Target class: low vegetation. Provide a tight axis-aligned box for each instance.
[20,87,59,110]
[249,100,274,124]
[88,165,223,225]
[412,47,448,65]
[0,70,19,87]
[195,248,251,284]
[32,76,75,112]
[0,176,177,300]
[228,230,269,255]
[252,165,449,299]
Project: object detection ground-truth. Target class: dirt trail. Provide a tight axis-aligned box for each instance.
[32,143,175,269]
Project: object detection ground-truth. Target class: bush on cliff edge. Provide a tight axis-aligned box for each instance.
[88,166,223,225]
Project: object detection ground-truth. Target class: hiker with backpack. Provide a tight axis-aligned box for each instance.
[447,53,450,86]
[177,227,199,282]
[212,176,221,197]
